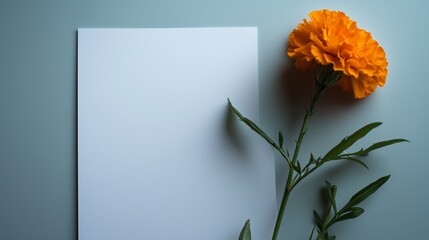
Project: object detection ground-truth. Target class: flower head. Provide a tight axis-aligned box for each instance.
[287,9,388,98]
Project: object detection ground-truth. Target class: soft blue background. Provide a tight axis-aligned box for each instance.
[0,0,426,239]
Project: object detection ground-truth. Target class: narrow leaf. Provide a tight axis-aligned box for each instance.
[326,181,337,215]
[309,226,316,240]
[310,154,316,163]
[238,219,251,240]
[279,131,284,148]
[336,157,369,170]
[358,139,409,156]
[335,207,365,222]
[296,161,302,173]
[313,210,324,229]
[324,122,382,159]
[341,175,390,213]
[228,99,276,146]
[228,99,295,169]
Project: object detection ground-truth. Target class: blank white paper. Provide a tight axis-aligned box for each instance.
[78,28,276,240]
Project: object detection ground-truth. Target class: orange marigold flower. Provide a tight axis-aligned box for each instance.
[287,9,388,98]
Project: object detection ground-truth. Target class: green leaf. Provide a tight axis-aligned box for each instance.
[324,122,382,160]
[310,154,316,163]
[356,139,409,156]
[279,131,284,148]
[316,64,343,88]
[340,175,390,214]
[228,99,297,171]
[238,219,251,240]
[228,99,276,147]
[336,157,369,170]
[326,181,337,215]
[309,226,316,240]
[335,207,365,222]
[313,210,324,229]
[296,161,302,173]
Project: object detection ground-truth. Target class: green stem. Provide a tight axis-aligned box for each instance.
[272,183,291,240]
[271,85,324,240]
[291,86,321,165]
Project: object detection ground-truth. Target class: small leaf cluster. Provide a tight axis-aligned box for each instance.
[310,176,390,240]
[291,123,407,190]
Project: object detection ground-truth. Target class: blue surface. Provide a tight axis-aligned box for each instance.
[0,0,427,239]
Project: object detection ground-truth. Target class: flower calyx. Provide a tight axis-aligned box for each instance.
[316,63,343,90]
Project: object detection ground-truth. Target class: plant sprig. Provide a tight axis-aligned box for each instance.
[230,98,407,240]
[231,62,407,240]
[310,176,390,240]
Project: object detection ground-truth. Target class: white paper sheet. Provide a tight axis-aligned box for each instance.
[78,28,276,240]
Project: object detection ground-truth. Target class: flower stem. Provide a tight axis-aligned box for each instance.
[272,84,324,240]
[272,183,291,240]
